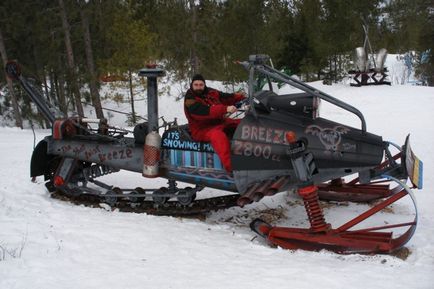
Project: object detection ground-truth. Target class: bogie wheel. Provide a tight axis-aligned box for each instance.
[103,187,121,206]
[152,187,170,205]
[177,187,196,206]
[127,187,145,203]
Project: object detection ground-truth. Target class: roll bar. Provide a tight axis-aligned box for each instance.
[239,55,367,132]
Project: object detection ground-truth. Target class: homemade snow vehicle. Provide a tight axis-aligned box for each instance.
[6,55,423,254]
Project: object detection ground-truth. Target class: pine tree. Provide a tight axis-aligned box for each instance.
[79,0,104,119]
[58,0,84,117]
[99,2,154,124]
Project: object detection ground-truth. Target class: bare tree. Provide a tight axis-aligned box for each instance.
[0,28,23,129]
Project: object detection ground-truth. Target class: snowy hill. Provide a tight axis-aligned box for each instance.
[1,76,434,289]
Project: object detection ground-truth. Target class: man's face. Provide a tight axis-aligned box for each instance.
[192,80,205,95]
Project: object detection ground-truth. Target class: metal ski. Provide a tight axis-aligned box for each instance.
[251,176,417,254]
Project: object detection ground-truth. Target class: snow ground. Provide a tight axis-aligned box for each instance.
[1,75,434,289]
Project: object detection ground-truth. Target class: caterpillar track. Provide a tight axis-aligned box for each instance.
[50,189,240,216]
[46,162,239,216]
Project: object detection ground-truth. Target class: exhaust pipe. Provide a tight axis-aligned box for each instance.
[266,176,289,196]
[138,64,165,132]
[139,65,165,178]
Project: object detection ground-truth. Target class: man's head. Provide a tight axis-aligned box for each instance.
[191,74,206,95]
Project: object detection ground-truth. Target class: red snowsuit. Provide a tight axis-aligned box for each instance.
[184,87,245,172]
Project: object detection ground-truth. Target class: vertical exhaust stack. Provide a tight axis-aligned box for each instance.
[138,65,166,132]
[139,65,166,178]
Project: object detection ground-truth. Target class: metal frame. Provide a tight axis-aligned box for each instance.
[239,55,367,132]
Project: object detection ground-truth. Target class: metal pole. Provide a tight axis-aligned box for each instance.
[147,76,158,131]
[138,66,165,132]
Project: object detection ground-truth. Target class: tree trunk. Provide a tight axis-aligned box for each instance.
[49,69,57,103]
[128,69,136,124]
[189,0,199,74]
[80,5,104,119]
[32,44,50,102]
[43,72,51,101]
[58,0,84,117]
[334,55,337,82]
[56,70,68,115]
[0,28,23,129]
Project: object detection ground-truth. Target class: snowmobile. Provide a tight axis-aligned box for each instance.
[5,54,423,254]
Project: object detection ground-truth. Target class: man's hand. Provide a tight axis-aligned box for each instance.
[226,105,237,114]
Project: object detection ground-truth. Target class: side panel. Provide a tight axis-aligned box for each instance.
[232,111,384,171]
[163,149,222,170]
[47,137,143,173]
[231,110,384,193]
[161,128,237,191]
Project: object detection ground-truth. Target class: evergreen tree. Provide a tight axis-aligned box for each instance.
[79,0,104,119]
[99,1,154,124]
[1,0,434,129]
[58,0,84,117]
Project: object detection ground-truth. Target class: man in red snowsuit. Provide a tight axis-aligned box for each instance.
[184,74,245,172]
